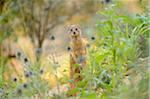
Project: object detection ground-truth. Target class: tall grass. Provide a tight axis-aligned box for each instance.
[0,1,149,99]
[66,2,149,98]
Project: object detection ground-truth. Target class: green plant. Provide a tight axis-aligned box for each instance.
[0,1,149,99]
[69,2,149,98]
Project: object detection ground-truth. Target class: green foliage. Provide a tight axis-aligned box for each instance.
[70,2,149,99]
[0,1,149,99]
[0,60,51,98]
[0,57,8,87]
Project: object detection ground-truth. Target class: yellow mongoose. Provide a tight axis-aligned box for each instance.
[68,25,87,90]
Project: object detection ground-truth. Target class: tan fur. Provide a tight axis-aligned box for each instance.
[68,25,87,90]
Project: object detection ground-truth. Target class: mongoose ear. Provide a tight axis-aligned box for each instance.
[66,24,74,33]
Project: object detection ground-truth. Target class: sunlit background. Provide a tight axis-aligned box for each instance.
[0,0,149,98]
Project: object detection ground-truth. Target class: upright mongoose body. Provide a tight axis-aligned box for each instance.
[68,25,87,89]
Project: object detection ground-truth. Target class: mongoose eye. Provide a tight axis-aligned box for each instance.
[70,29,73,32]
[75,28,78,31]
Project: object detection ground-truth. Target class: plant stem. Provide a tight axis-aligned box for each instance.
[55,70,60,96]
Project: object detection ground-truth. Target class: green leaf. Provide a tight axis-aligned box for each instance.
[86,93,97,99]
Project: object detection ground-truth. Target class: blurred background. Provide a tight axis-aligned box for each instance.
[0,0,149,98]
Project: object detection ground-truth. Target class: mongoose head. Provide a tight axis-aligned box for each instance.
[68,25,82,39]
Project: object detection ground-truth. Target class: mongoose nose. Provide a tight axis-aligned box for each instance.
[73,32,76,35]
